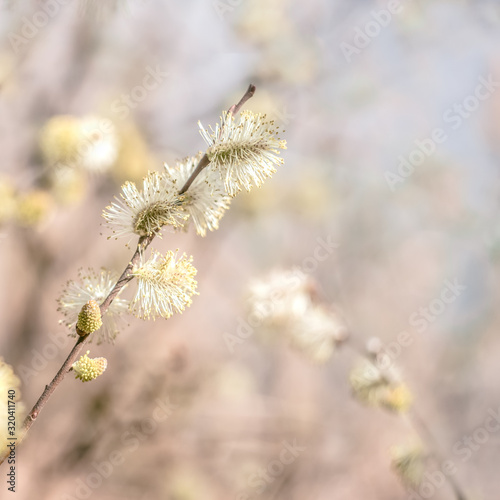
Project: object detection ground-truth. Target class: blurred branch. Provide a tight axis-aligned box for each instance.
[406,409,468,500]
[343,339,469,500]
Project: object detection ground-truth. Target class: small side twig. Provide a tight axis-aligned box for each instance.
[228,83,256,116]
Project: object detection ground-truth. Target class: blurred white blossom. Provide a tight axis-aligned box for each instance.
[248,268,312,327]
[39,115,118,173]
[247,269,346,363]
[288,305,347,363]
[78,116,118,173]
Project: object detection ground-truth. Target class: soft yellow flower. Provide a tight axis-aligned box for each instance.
[381,383,413,413]
[72,351,107,382]
[103,171,188,240]
[391,442,426,488]
[199,110,286,196]
[39,115,118,173]
[39,115,82,166]
[164,153,231,236]
[16,189,53,227]
[349,360,413,413]
[130,250,198,320]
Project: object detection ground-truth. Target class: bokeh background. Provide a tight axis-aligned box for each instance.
[0,0,499,498]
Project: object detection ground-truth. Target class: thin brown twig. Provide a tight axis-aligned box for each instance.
[228,83,256,116]
[0,84,256,466]
[178,83,256,196]
[99,234,153,313]
[178,154,210,196]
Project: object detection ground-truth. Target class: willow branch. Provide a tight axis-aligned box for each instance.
[0,84,257,466]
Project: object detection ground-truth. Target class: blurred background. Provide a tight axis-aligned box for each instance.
[0,0,499,498]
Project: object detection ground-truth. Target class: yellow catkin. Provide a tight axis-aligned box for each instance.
[77,300,103,335]
[72,351,107,382]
